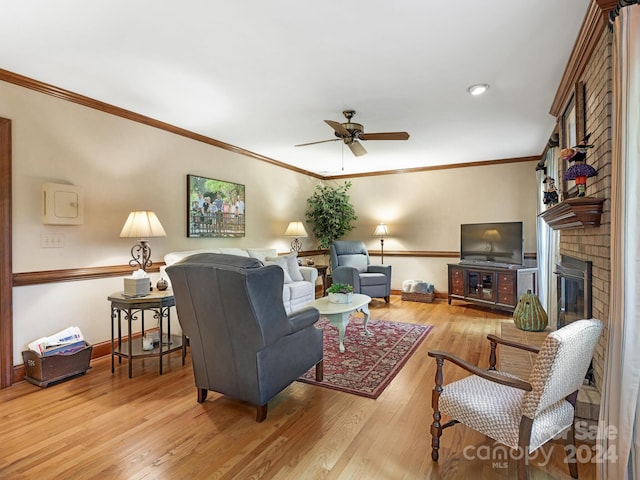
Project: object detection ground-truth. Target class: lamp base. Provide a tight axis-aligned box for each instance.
[130,240,152,270]
[290,238,302,253]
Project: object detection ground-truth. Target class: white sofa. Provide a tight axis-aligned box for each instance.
[163,248,318,314]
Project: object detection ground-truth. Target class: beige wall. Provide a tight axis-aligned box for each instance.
[3,79,538,365]
[3,80,320,364]
[331,161,539,292]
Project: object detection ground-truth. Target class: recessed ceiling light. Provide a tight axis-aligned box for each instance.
[467,84,489,96]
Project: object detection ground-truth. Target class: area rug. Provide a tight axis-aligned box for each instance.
[298,317,433,399]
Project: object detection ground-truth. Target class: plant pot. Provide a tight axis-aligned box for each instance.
[328,292,353,304]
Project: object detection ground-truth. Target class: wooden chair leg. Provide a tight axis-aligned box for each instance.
[564,422,579,478]
[517,416,533,480]
[197,388,208,403]
[256,404,268,422]
[564,392,579,479]
[431,357,444,461]
[384,296,390,303]
[315,360,324,381]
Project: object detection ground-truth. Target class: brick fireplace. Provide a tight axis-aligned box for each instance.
[554,28,612,393]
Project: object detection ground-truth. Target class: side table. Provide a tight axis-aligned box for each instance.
[108,289,186,378]
[314,264,329,296]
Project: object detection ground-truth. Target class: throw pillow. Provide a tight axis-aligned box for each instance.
[247,248,278,262]
[283,253,304,282]
[264,257,293,284]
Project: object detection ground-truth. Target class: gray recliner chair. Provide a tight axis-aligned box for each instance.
[330,240,392,302]
[166,253,324,422]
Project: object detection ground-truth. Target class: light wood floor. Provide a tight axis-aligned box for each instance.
[0,297,596,480]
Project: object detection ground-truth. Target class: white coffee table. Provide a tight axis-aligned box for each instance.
[307,294,372,353]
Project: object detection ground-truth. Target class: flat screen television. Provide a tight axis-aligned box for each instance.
[460,221,524,266]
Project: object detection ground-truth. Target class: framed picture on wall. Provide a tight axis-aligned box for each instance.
[560,82,585,199]
[187,174,245,237]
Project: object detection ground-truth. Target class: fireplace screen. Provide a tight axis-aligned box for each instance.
[555,255,592,329]
[556,255,594,383]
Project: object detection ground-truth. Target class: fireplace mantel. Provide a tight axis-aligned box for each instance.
[539,197,605,230]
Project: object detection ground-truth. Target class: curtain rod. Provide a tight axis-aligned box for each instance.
[609,0,639,25]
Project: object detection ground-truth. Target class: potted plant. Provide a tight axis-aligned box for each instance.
[327,283,354,304]
[305,182,358,249]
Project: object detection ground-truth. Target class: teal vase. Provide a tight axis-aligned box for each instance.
[513,290,548,331]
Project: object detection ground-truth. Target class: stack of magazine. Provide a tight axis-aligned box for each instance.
[28,326,86,357]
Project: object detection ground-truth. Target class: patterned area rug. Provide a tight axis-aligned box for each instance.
[298,316,433,399]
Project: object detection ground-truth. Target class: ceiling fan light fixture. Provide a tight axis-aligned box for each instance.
[296,110,409,157]
[467,83,489,96]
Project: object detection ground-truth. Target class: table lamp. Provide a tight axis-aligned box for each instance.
[373,223,389,264]
[284,221,308,253]
[120,211,167,271]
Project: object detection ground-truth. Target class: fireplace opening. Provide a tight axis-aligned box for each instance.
[555,254,594,383]
[555,255,592,328]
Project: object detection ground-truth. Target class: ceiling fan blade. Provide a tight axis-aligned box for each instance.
[359,132,410,141]
[325,120,351,137]
[295,138,341,147]
[347,140,367,157]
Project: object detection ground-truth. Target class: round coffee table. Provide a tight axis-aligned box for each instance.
[307,294,372,353]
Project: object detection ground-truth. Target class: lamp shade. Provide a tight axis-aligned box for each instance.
[120,211,167,239]
[284,221,308,237]
[373,223,389,237]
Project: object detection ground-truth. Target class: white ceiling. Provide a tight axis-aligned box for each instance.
[1,1,590,177]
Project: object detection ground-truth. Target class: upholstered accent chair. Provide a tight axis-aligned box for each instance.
[329,240,392,302]
[166,253,324,422]
[428,318,603,480]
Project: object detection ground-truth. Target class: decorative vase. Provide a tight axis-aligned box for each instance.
[513,289,548,331]
[306,258,315,266]
[156,278,169,291]
[328,292,353,304]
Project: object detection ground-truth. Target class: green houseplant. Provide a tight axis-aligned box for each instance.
[326,283,354,304]
[305,182,358,249]
[326,283,354,294]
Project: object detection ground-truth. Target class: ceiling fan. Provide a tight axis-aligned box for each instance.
[295,110,410,157]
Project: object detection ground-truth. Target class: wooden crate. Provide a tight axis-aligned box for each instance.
[22,342,92,387]
[401,291,434,303]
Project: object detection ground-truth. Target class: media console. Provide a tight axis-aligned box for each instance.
[448,263,538,313]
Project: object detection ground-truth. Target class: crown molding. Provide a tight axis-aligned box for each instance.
[2,69,542,181]
[0,69,325,180]
[550,0,618,117]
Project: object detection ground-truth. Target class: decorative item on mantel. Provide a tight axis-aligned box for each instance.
[513,289,548,332]
[542,176,559,208]
[562,134,597,197]
[327,283,354,304]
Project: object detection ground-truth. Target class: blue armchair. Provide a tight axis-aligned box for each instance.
[329,240,392,302]
[167,253,324,422]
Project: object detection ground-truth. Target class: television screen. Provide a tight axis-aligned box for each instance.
[460,222,524,266]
